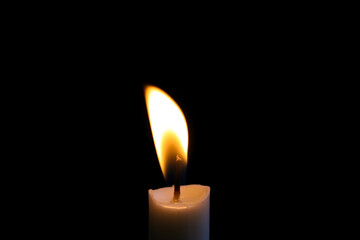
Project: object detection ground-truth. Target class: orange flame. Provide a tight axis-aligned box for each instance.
[145,85,188,180]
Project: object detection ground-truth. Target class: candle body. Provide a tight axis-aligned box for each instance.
[149,184,210,240]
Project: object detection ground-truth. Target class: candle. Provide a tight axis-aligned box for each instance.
[149,185,210,240]
[145,85,210,240]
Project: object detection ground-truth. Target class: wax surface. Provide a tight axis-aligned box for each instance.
[149,184,210,240]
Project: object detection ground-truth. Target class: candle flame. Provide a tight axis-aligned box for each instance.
[145,85,188,181]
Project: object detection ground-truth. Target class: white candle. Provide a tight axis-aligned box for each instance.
[144,85,210,240]
[149,184,210,240]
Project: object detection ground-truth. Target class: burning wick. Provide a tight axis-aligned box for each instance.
[173,155,183,202]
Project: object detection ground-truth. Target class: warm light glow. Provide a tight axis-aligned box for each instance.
[145,85,188,180]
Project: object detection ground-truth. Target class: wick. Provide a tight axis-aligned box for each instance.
[173,155,182,202]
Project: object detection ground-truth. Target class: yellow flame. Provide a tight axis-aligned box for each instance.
[145,85,188,178]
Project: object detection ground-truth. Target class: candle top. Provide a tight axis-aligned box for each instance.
[149,184,210,209]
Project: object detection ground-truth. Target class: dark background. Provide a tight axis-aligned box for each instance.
[12,6,328,239]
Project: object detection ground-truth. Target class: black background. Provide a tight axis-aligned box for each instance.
[13,6,327,239]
